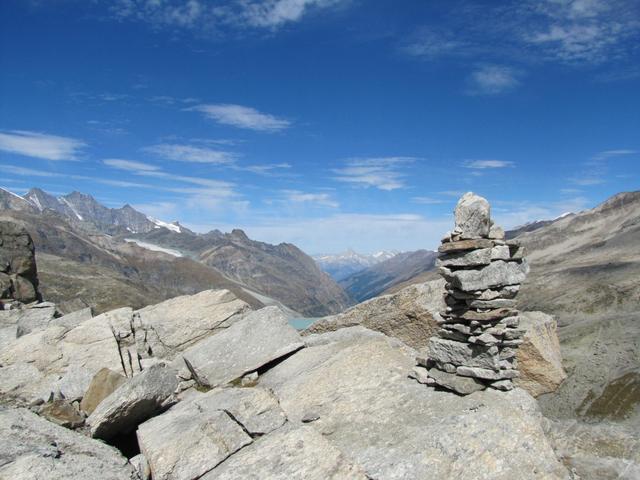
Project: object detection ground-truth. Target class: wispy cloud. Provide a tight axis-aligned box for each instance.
[570,148,636,186]
[493,196,590,229]
[103,159,160,171]
[281,189,339,208]
[144,143,237,164]
[468,65,520,95]
[111,0,344,33]
[332,157,415,191]
[189,104,291,132]
[412,196,445,205]
[240,0,343,29]
[464,159,514,169]
[241,163,292,175]
[0,130,86,161]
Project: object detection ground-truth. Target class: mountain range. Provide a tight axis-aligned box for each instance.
[0,187,351,316]
[313,249,399,282]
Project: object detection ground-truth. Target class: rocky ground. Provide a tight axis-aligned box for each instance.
[0,289,574,479]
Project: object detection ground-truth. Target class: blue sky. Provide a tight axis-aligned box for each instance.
[1,0,638,254]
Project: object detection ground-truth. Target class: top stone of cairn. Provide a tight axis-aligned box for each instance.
[454,192,491,239]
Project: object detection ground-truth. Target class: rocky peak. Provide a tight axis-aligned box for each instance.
[230,228,249,242]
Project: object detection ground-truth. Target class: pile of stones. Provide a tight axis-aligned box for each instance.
[415,192,530,395]
[0,221,41,308]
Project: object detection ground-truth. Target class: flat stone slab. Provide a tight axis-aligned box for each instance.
[426,337,500,370]
[200,424,369,480]
[438,238,494,253]
[428,367,486,395]
[0,408,135,480]
[137,387,286,480]
[88,364,178,440]
[441,260,529,292]
[181,306,304,388]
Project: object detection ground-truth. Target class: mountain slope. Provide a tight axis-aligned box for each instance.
[1,187,350,316]
[510,192,640,427]
[339,249,438,302]
[197,229,352,317]
[0,208,265,314]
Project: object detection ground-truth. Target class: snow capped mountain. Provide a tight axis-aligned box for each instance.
[314,249,400,281]
[147,216,182,233]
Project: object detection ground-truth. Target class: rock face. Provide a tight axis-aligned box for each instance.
[0,221,40,305]
[88,364,179,440]
[80,368,128,415]
[259,328,568,479]
[304,279,445,349]
[180,306,304,388]
[0,289,250,406]
[0,408,135,479]
[420,192,530,394]
[137,387,286,480]
[200,425,369,480]
[516,311,567,397]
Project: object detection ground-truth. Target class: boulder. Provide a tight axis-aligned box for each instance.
[200,425,369,480]
[0,221,40,304]
[133,289,250,360]
[454,192,491,239]
[129,454,151,480]
[49,307,92,330]
[259,330,568,479]
[137,387,286,480]
[180,306,303,388]
[38,399,84,429]
[304,279,445,349]
[80,368,127,415]
[88,364,179,440]
[441,259,529,292]
[516,311,567,397]
[15,304,57,337]
[0,408,135,479]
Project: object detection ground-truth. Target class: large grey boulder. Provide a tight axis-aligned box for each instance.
[80,368,128,415]
[137,387,286,480]
[516,311,567,397]
[304,279,444,350]
[260,330,568,479]
[454,192,491,239]
[88,364,179,440]
[0,221,40,304]
[180,306,304,388]
[15,304,57,337]
[133,289,250,360]
[441,259,529,292]
[0,408,135,480]
[200,425,369,480]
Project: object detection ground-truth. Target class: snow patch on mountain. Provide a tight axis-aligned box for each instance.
[147,216,181,233]
[58,196,83,220]
[314,249,400,282]
[125,239,183,257]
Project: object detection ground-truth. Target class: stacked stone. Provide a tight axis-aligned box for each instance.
[416,192,529,395]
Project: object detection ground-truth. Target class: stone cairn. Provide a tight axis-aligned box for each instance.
[414,192,529,395]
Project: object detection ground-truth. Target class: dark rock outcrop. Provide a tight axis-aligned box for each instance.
[0,221,41,305]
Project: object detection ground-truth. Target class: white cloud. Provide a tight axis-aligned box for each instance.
[412,196,445,204]
[464,160,514,169]
[332,157,415,191]
[189,104,290,132]
[103,159,160,171]
[468,65,519,95]
[144,143,237,164]
[111,0,344,32]
[241,163,292,175]
[0,130,86,161]
[241,0,343,28]
[281,189,339,208]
